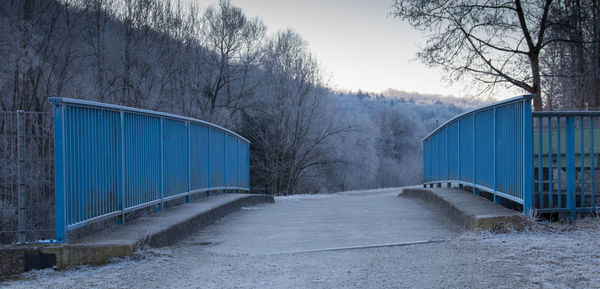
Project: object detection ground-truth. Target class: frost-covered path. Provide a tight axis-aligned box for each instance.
[3,189,600,288]
[196,188,455,255]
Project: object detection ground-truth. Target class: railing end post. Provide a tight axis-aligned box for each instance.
[522,96,534,215]
[17,110,26,243]
[53,103,67,242]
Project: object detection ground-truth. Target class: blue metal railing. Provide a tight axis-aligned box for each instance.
[50,98,250,241]
[423,95,534,213]
[532,111,600,215]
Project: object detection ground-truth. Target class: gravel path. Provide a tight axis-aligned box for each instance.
[2,190,599,289]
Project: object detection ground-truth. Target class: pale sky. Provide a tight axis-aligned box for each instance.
[194,0,515,98]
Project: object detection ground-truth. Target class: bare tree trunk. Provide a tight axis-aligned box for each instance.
[531,55,544,111]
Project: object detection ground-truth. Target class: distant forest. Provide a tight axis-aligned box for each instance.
[0,0,479,194]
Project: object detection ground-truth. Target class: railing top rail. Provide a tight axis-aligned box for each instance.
[49,97,250,143]
[533,111,600,117]
[423,94,534,142]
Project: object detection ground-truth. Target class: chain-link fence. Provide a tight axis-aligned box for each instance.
[0,111,54,243]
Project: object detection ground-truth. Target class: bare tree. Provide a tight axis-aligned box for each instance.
[79,0,113,103]
[391,0,579,110]
[200,0,265,115]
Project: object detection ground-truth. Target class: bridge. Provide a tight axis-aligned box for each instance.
[1,95,599,284]
[423,94,600,219]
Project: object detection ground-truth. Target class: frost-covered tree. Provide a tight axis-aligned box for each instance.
[241,30,353,195]
[0,0,471,197]
[200,0,265,115]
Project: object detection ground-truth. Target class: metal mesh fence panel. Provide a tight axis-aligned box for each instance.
[0,111,54,243]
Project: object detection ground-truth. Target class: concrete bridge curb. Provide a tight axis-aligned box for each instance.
[1,193,274,279]
[400,187,530,231]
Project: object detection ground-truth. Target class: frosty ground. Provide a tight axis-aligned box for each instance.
[2,189,599,289]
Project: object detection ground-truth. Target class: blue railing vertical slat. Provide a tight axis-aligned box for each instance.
[119,111,126,221]
[95,112,100,218]
[557,117,562,208]
[548,117,553,208]
[163,119,189,197]
[50,97,250,241]
[445,127,449,182]
[84,109,89,222]
[437,132,440,183]
[429,137,432,183]
[73,108,79,224]
[69,108,75,225]
[223,132,227,189]
[187,122,191,202]
[446,122,458,181]
[210,129,225,188]
[159,117,165,211]
[67,107,73,225]
[226,134,238,188]
[80,109,86,221]
[476,109,494,190]
[473,113,478,195]
[190,124,210,191]
[423,140,427,184]
[207,126,212,196]
[429,135,433,183]
[591,117,595,207]
[456,120,462,184]
[429,136,433,183]
[427,139,431,183]
[566,117,576,219]
[493,107,498,204]
[580,117,585,207]
[247,143,250,190]
[236,138,240,189]
[538,117,543,208]
[459,116,473,183]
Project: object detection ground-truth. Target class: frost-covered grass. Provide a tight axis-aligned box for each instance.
[456,217,600,288]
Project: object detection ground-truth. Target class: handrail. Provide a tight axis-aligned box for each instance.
[533,111,600,117]
[49,97,250,143]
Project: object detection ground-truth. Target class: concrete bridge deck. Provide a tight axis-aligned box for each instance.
[194,188,456,256]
